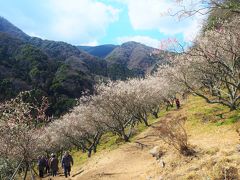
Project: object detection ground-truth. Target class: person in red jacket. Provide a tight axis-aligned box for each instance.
[175,98,180,109]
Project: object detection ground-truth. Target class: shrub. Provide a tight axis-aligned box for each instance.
[155,115,195,156]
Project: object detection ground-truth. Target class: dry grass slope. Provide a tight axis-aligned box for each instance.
[42,96,240,180]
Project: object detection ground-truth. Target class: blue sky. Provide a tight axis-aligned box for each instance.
[0,0,205,48]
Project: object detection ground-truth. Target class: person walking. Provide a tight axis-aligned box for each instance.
[44,155,50,175]
[175,98,180,109]
[38,155,46,178]
[50,153,59,177]
[61,151,74,178]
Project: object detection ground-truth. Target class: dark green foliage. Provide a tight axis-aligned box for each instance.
[82,56,108,77]
[28,37,109,78]
[29,37,82,61]
[224,0,240,12]
[78,44,118,58]
[50,96,77,117]
[50,63,94,98]
[0,79,16,101]
[0,158,17,180]
[107,63,144,80]
[0,32,94,116]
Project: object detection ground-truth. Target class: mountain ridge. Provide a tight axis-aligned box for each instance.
[0,16,30,41]
[78,44,118,58]
[0,16,169,115]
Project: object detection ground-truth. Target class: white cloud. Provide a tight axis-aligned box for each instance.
[123,0,205,41]
[117,35,160,48]
[48,0,120,45]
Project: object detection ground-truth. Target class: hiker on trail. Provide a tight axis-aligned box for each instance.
[62,151,74,178]
[175,98,180,109]
[50,153,59,177]
[44,155,50,175]
[38,155,46,178]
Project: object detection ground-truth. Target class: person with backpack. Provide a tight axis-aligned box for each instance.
[61,151,74,178]
[37,155,46,178]
[50,153,59,177]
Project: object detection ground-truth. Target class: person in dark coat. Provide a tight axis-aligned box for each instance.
[38,155,46,178]
[175,98,180,109]
[44,155,50,175]
[61,151,74,178]
[50,153,59,177]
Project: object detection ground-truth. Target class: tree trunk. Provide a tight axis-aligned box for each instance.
[141,112,149,127]
[143,119,149,126]
[30,166,35,180]
[152,112,158,119]
[230,105,237,111]
[82,149,86,153]
[166,105,170,111]
[88,150,92,158]
[123,134,130,142]
[23,163,29,180]
[93,145,97,153]
[60,149,63,160]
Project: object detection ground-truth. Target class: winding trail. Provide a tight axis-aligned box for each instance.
[72,127,162,180]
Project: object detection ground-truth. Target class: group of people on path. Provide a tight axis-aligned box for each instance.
[38,151,74,178]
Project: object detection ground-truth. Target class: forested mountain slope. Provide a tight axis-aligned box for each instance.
[106,41,169,79]
[0,17,168,115]
[78,44,118,58]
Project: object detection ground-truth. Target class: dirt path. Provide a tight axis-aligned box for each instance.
[43,121,163,180]
[73,128,162,180]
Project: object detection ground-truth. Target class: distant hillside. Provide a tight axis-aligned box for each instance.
[78,42,169,80]
[0,32,99,115]
[0,17,108,116]
[106,41,169,78]
[0,16,30,41]
[78,44,118,58]
[28,37,109,77]
[0,17,170,115]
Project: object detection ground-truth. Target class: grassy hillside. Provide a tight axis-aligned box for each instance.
[42,95,240,179]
